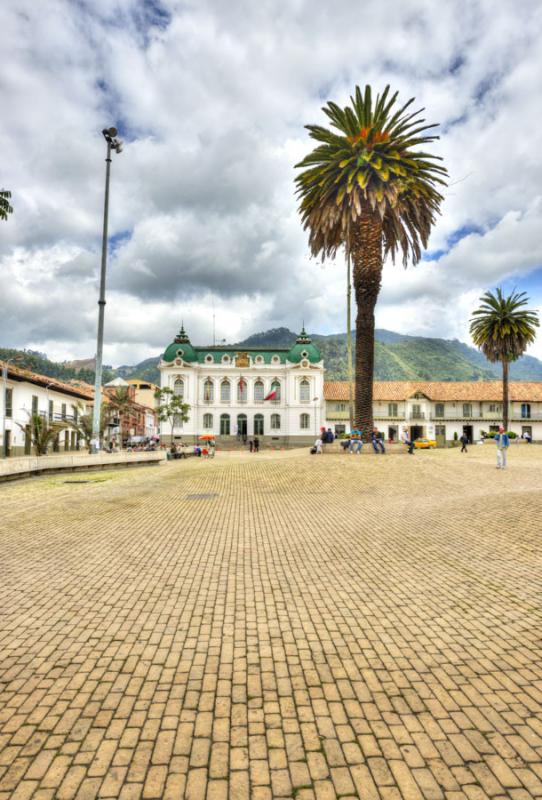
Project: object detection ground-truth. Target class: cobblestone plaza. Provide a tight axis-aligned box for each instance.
[1,447,542,799]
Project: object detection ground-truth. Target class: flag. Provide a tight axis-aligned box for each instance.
[264,390,277,401]
[239,376,246,390]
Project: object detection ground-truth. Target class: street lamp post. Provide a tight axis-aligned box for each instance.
[313,396,319,439]
[91,127,123,453]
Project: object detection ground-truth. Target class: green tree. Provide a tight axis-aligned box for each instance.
[295,85,447,435]
[0,190,13,221]
[470,288,539,430]
[17,414,68,456]
[154,387,190,443]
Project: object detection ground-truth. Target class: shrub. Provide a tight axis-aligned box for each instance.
[507,431,517,439]
[485,431,496,438]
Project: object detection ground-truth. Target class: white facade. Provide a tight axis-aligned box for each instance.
[1,364,93,457]
[159,353,325,441]
[325,384,542,442]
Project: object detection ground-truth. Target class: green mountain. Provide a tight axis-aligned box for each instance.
[0,348,114,386]
[4,328,542,386]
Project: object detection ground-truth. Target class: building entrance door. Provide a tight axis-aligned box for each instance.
[410,425,423,441]
[462,424,473,444]
[220,414,230,436]
[237,414,247,437]
[388,425,398,442]
[435,424,446,448]
[4,429,11,457]
[254,414,264,436]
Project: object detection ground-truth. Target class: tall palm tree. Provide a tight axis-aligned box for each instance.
[296,85,447,436]
[0,190,13,221]
[470,288,539,431]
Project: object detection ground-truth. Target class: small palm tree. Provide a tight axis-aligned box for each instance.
[72,404,107,453]
[0,190,13,221]
[470,289,539,430]
[17,414,68,456]
[154,387,190,443]
[296,85,447,436]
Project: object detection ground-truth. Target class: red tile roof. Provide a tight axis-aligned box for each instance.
[0,361,95,400]
[324,380,542,402]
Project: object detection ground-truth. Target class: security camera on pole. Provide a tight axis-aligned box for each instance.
[91,127,123,453]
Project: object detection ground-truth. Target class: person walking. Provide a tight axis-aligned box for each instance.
[249,439,254,453]
[372,427,385,454]
[495,425,510,469]
[402,428,415,455]
[253,436,260,453]
[460,432,469,453]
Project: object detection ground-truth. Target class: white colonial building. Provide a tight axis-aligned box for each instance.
[325,380,542,443]
[1,361,94,457]
[159,325,325,444]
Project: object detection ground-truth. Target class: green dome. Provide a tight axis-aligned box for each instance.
[287,327,321,363]
[162,324,198,363]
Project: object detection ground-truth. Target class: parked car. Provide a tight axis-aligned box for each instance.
[414,437,437,449]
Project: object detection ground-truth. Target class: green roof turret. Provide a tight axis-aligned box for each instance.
[163,323,198,363]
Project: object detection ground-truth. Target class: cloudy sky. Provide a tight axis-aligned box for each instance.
[2,0,542,366]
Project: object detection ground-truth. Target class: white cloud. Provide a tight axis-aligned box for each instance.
[1,0,542,365]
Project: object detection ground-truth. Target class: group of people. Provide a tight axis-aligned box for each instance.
[313,428,335,454]
[338,427,388,454]
[248,437,261,453]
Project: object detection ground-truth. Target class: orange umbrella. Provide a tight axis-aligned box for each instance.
[199,434,215,441]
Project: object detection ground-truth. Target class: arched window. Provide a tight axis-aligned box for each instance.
[220,413,230,435]
[203,413,213,429]
[300,413,310,430]
[220,380,231,403]
[271,379,281,402]
[254,414,264,436]
[300,379,310,402]
[271,414,281,430]
[237,379,248,403]
[254,380,264,403]
[174,378,184,399]
[237,413,247,435]
[203,379,214,403]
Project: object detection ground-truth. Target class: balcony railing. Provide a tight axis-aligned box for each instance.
[408,411,426,419]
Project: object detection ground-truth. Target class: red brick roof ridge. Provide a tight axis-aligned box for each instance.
[0,360,95,400]
[323,380,542,401]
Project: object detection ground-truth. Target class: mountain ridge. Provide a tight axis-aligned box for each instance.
[3,328,542,386]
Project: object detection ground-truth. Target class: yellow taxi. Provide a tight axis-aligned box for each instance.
[414,437,437,449]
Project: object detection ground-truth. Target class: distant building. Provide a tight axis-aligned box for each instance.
[159,325,325,444]
[324,381,542,442]
[103,379,157,442]
[1,361,93,457]
[126,379,159,411]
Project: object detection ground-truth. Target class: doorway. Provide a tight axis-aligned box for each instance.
[220,414,230,436]
[435,424,446,448]
[462,424,473,444]
[254,414,264,436]
[25,426,32,455]
[3,429,11,457]
[410,425,423,441]
[388,425,398,442]
[237,414,247,437]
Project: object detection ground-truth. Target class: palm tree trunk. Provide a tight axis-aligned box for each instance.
[351,208,383,439]
[346,249,354,432]
[502,359,509,431]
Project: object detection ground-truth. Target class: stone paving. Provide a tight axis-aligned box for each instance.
[1,445,541,800]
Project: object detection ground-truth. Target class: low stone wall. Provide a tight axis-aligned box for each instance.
[0,451,166,482]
